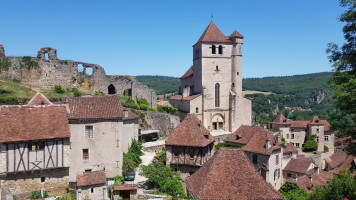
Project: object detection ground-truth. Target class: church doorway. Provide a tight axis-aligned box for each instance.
[108,84,116,94]
[212,114,224,130]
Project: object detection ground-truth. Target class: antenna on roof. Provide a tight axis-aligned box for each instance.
[211,13,214,21]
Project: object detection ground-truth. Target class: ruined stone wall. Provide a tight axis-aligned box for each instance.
[143,111,180,137]
[0,46,156,107]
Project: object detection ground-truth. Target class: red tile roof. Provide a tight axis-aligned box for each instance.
[290,121,308,128]
[64,96,137,120]
[292,170,334,192]
[230,30,244,38]
[320,120,331,131]
[0,104,70,143]
[27,92,53,106]
[180,66,193,79]
[273,114,288,124]
[308,116,323,125]
[324,151,348,169]
[186,148,284,200]
[156,100,168,106]
[77,170,106,187]
[225,125,270,145]
[283,142,298,155]
[114,184,138,191]
[165,114,214,147]
[241,129,281,155]
[195,21,232,45]
[284,155,312,174]
[169,93,202,101]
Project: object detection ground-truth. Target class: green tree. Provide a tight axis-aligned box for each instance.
[326,0,356,146]
[302,135,318,152]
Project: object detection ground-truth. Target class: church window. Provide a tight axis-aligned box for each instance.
[218,45,223,54]
[212,45,216,54]
[215,83,220,107]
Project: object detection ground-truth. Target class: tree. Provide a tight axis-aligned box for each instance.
[327,0,356,144]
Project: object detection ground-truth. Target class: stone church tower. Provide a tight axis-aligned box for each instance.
[170,21,251,134]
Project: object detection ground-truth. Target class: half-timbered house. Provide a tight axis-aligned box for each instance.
[165,114,215,176]
[0,93,70,195]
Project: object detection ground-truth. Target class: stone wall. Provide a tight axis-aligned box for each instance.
[143,111,180,137]
[0,46,156,107]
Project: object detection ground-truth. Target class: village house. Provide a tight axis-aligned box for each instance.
[225,125,283,190]
[268,114,334,152]
[288,170,334,192]
[186,148,284,200]
[0,93,70,195]
[283,155,316,182]
[76,170,108,200]
[282,142,298,169]
[169,21,251,135]
[62,95,139,185]
[165,114,215,176]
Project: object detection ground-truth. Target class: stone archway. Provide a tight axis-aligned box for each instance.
[212,114,224,130]
[108,84,116,94]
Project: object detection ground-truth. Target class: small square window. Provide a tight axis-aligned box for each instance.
[91,188,94,193]
[41,177,45,183]
[296,143,300,147]
[85,126,93,138]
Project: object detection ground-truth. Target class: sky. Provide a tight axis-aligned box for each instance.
[0,0,347,78]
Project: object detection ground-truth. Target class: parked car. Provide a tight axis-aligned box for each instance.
[124,170,135,181]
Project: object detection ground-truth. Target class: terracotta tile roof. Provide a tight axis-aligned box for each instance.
[122,107,139,120]
[308,116,323,125]
[156,100,168,106]
[273,114,288,124]
[186,148,284,200]
[290,120,308,128]
[225,125,269,145]
[169,93,202,101]
[165,114,214,147]
[293,171,334,192]
[325,151,348,169]
[195,21,232,45]
[77,170,106,187]
[320,120,331,131]
[64,96,126,120]
[284,155,312,174]
[180,66,193,79]
[114,184,138,191]
[0,104,70,143]
[241,129,282,155]
[283,142,298,155]
[27,92,53,106]
[230,30,244,38]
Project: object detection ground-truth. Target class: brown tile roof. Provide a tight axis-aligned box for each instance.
[225,125,269,145]
[230,30,244,38]
[180,66,193,79]
[293,171,334,192]
[169,93,202,101]
[325,151,348,169]
[320,120,331,131]
[77,170,106,187]
[308,116,323,125]
[165,114,214,147]
[156,100,168,106]
[27,92,53,106]
[64,96,133,120]
[283,142,298,155]
[290,120,308,128]
[273,114,288,124]
[241,129,282,155]
[122,107,139,120]
[0,105,70,143]
[114,184,138,191]
[284,155,312,174]
[195,21,232,45]
[186,148,284,200]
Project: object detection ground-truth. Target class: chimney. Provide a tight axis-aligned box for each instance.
[265,138,271,151]
[124,109,128,118]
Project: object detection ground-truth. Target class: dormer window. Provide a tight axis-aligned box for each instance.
[218,45,223,54]
[212,45,216,54]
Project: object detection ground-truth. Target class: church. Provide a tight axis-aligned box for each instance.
[169,21,251,134]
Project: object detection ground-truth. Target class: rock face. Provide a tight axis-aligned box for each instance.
[143,111,180,136]
[0,46,156,107]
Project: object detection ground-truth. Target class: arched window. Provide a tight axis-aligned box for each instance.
[215,83,220,107]
[212,45,216,54]
[218,45,223,54]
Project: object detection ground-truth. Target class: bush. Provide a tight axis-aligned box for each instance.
[324,145,329,152]
[215,142,244,150]
[303,135,318,152]
[122,139,143,175]
[120,97,140,109]
[156,147,166,164]
[107,176,125,186]
[157,105,178,113]
[94,91,105,96]
[137,98,148,105]
[77,78,85,84]
[29,190,48,199]
[71,87,81,97]
[278,182,309,200]
[54,85,65,94]
[139,103,148,110]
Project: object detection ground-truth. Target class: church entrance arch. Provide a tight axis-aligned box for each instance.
[108,84,116,94]
[212,114,224,130]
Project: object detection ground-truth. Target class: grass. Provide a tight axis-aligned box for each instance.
[242,90,274,95]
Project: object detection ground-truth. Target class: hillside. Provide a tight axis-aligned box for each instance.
[136,75,180,95]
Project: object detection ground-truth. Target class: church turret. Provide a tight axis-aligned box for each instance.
[230,30,244,95]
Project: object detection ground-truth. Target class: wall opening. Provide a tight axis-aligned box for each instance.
[108,84,116,94]
[86,67,93,75]
[45,53,49,61]
[78,64,84,73]
[218,45,223,54]
[212,45,216,54]
[124,88,132,96]
[215,83,220,107]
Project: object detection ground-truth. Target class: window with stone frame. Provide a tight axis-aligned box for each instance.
[324,135,329,141]
[291,134,295,139]
[212,45,216,54]
[83,149,89,160]
[85,125,93,138]
[296,143,300,148]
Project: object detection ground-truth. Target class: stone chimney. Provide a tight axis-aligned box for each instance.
[124,109,128,118]
[265,138,271,151]
[0,43,5,58]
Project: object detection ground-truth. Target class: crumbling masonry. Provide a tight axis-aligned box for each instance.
[0,44,156,107]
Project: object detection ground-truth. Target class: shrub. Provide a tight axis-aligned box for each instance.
[139,103,148,110]
[122,139,143,175]
[29,190,48,199]
[20,56,39,70]
[137,98,148,105]
[107,176,125,186]
[120,97,140,109]
[77,78,85,84]
[0,58,11,72]
[94,91,105,96]
[324,145,329,152]
[71,87,81,97]
[303,135,318,152]
[157,105,178,113]
[215,142,244,150]
[156,147,166,164]
[54,85,65,94]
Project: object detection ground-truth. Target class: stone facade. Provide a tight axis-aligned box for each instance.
[0,46,156,107]
[77,185,108,200]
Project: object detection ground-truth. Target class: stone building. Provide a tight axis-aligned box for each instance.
[62,95,139,184]
[76,170,108,200]
[0,93,70,195]
[268,114,334,152]
[0,45,156,107]
[225,126,283,190]
[169,21,251,135]
[165,114,215,176]
[186,148,284,200]
[283,155,315,183]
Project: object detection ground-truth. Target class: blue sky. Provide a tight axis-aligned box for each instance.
[0,0,346,78]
